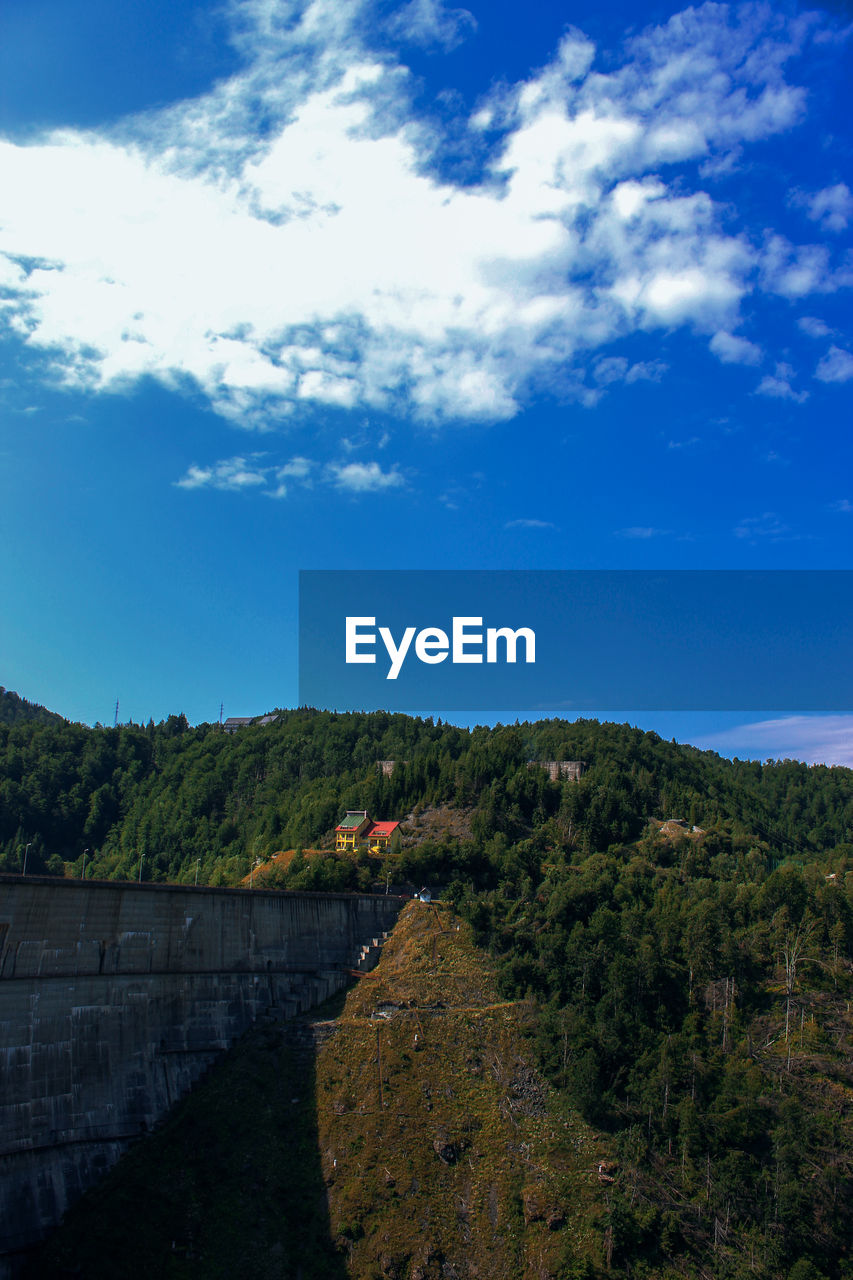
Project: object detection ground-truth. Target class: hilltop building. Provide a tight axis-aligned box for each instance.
[365,820,402,852]
[223,714,279,733]
[335,811,402,854]
[527,760,586,781]
[376,759,409,776]
[335,811,371,850]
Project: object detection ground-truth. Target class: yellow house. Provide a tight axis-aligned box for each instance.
[364,820,401,853]
[334,812,402,854]
[335,811,371,852]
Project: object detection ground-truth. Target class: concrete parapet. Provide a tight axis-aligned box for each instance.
[0,877,404,1272]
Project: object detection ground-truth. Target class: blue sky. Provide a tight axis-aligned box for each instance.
[0,0,851,764]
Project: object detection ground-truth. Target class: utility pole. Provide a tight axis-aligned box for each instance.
[82,848,89,880]
[195,857,201,887]
[23,842,32,876]
[138,853,144,883]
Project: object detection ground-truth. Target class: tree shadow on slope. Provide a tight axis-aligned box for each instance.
[25,1000,350,1280]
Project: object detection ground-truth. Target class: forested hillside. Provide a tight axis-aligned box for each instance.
[4,707,853,1277]
[1,707,851,885]
[0,686,64,729]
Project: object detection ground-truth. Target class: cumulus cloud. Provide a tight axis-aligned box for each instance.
[174,450,407,494]
[176,450,406,497]
[699,715,853,767]
[175,452,316,497]
[592,355,667,385]
[815,345,853,383]
[0,0,846,434]
[277,455,314,479]
[760,236,836,298]
[798,315,831,339]
[268,454,315,497]
[755,362,808,402]
[176,455,271,491]
[327,460,405,490]
[806,183,853,232]
[709,330,762,365]
[387,0,476,51]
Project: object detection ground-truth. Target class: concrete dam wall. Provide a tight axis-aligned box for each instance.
[0,876,404,1270]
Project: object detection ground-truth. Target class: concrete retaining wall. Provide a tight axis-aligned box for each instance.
[0,877,404,1270]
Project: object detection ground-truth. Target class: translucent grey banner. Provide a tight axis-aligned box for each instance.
[298,570,853,712]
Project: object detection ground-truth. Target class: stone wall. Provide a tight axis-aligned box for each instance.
[0,877,403,1272]
[528,760,586,782]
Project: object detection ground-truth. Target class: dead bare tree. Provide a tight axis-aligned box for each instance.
[780,921,819,1071]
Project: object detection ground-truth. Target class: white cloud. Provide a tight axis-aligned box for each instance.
[176,450,408,497]
[733,511,796,541]
[269,454,315,496]
[806,183,853,232]
[176,455,271,491]
[830,498,852,513]
[709,330,762,365]
[0,0,844,433]
[327,459,405,490]
[592,355,667,385]
[505,518,556,529]
[387,0,476,51]
[815,345,853,384]
[755,362,808,402]
[615,526,668,539]
[277,455,314,479]
[798,315,831,339]
[700,715,853,768]
[760,236,835,298]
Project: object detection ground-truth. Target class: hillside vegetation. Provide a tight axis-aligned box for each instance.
[0,685,65,729]
[31,904,605,1279]
[4,706,853,1276]
[1,707,851,884]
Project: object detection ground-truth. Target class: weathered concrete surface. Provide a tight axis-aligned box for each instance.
[0,877,404,1272]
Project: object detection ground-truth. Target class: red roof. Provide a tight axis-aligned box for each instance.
[365,821,400,839]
